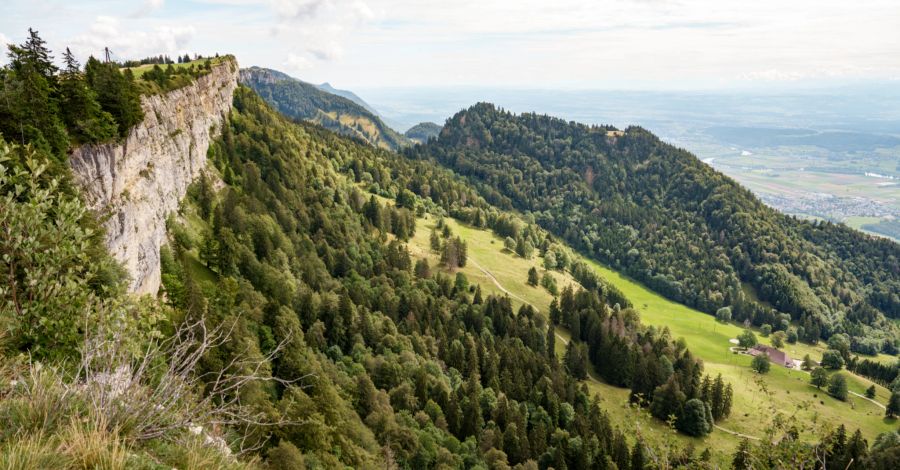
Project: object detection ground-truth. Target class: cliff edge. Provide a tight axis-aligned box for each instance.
[70,57,239,295]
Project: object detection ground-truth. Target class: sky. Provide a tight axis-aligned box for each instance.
[1,0,899,90]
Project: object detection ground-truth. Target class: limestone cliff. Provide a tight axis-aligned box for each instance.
[70,58,239,295]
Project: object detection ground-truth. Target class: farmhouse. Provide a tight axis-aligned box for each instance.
[748,344,793,368]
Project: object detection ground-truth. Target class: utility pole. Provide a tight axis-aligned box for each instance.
[104,47,111,63]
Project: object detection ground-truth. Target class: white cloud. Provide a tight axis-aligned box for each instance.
[131,0,166,18]
[283,53,312,73]
[70,16,195,61]
[266,0,375,70]
[740,69,806,82]
[4,0,900,88]
[0,33,9,66]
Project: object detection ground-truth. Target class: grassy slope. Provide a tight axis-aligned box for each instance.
[587,259,896,436]
[397,199,897,462]
[126,57,229,78]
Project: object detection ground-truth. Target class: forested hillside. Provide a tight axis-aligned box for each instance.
[411,103,900,352]
[174,86,738,467]
[4,28,900,468]
[239,66,409,150]
[406,122,443,143]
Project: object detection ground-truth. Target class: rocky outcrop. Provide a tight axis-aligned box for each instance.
[70,58,239,295]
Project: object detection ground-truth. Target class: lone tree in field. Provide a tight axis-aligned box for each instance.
[810,367,828,389]
[887,391,900,419]
[865,385,876,399]
[715,306,732,322]
[527,267,539,286]
[751,353,770,374]
[737,329,757,349]
[827,373,848,401]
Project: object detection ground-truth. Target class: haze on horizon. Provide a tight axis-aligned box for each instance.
[2,0,899,91]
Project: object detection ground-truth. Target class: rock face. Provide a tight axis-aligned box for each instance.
[70,58,239,295]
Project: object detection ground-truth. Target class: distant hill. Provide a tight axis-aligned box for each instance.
[404,121,442,143]
[315,82,380,116]
[238,67,409,150]
[412,102,900,349]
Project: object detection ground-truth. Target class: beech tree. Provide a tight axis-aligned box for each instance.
[811,367,828,389]
[828,373,849,401]
[751,354,770,374]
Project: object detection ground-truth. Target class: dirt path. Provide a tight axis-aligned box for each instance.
[714,425,761,441]
[468,257,537,311]
[849,390,886,410]
[789,367,886,411]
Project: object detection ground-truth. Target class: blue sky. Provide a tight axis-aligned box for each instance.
[2,0,899,90]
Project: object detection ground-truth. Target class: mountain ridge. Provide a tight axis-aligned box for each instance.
[411,102,900,349]
[238,66,409,150]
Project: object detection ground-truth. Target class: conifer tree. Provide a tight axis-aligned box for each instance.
[631,440,646,470]
[58,47,117,143]
[84,56,144,137]
[527,267,539,286]
[430,228,441,252]
[886,391,900,418]
[732,439,752,470]
[1,28,68,154]
[546,323,556,361]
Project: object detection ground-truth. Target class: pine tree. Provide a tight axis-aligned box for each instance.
[441,238,459,268]
[678,398,712,436]
[457,237,467,267]
[414,258,431,278]
[866,384,877,399]
[722,383,733,418]
[58,47,117,143]
[886,391,900,418]
[845,429,868,469]
[2,28,68,154]
[711,374,725,419]
[613,433,631,470]
[363,195,381,228]
[527,267,539,286]
[473,285,483,304]
[85,57,144,137]
[564,340,588,380]
[732,439,752,470]
[700,374,712,403]
[631,440,646,470]
[430,228,441,252]
[546,323,556,361]
[650,378,686,422]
